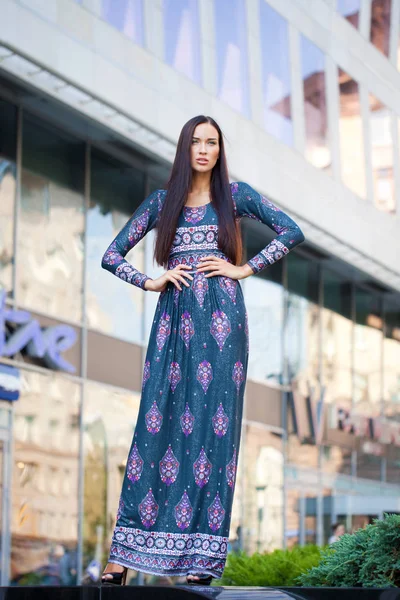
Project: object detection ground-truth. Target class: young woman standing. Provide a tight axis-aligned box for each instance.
[101,115,305,586]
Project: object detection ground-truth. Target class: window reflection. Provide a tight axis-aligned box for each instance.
[259,1,293,145]
[301,36,330,171]
[0,100,17,298]
[83,382,140,575]
[354,287,383,411]
[369,95,395,213]
[383,301,400,419]
[214,0,250,116]
[86,150,146,343]
[337,0,360,28]
[370,0,391,57]
[163,0,201,83]
[12,371,80,585]
[101,0,144,45]
[245,276,284,385]
[18,115,85,322]
[322,270,352,410]
[338,69,366,198]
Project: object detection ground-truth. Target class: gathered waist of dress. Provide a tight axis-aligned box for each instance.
[167,250,233,272]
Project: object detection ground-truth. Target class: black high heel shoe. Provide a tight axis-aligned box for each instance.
[101,566,128,586]
[186,573,213,586]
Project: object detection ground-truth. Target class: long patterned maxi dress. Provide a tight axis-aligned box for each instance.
[101,181,305,578]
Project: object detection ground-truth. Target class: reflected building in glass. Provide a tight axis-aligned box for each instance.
[1,0,400,586]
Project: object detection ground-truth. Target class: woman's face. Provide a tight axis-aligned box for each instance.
[190,123,220,174]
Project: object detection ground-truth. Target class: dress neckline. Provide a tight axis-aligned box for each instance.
[183,202,212,209]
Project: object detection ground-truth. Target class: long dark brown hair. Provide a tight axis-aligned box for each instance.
[154,115,242,267]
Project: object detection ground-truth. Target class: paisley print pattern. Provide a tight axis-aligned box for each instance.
[105,183,304,578]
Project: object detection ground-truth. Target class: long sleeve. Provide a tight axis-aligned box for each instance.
[101,189,165,290]
[231,181,305,274]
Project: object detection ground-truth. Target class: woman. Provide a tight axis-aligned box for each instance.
[100,115,305,586]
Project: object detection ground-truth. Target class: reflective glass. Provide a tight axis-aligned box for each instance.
[214,0,250,116]
[337,0,360,28]
[18,115,85,322]
[11,371,80,585]
[245,276,284,385]
[369,94,395,213]
[241,425,283,553]
[0,100,17,298]
[163,0,201,84]
[370,0,391,57]
[322,270,352,410]
[356,451,382,480]
[86,149,146,343]
[259,1,293,145]
[354,287,383,411]
[285,488,300,548]
[101,0,144,45]
[383,300,400,419]
[82,381,140,577]
[338,69,366,198]
[301,36,331,171]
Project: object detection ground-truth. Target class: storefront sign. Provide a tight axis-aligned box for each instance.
[290,382,326,444]
[337,406,400,448]
[0,363,20,401]
[0,292,77,374]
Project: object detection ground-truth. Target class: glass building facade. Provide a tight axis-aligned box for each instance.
[1,0,400,587]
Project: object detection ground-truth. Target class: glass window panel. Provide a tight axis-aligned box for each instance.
[369,95,395,213]
[370,0,391,57]
[356,450,382,480]
[301,36,331,171]
[242,425,284,552]
[245,276,284,385]
[163,0,201,84]
[214,0,250,117]
[18,115,85,322]
[322,270,352,410]
[338,69,366,198]
[82,381,140,575]
[259,1,293,145]
[383,299,400,418]
[11,371,80,585]
[0,101,17,298]
[354,287,383,412]
[285,488,300,548]
[86,149,146,343]
[321,445,352,477]
[337,0,360,28]
[101,0,144,45]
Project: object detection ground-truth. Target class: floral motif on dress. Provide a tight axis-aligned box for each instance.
[219,277,237,304]
[192,272,209,307]
[260,194,281,212]
[210,310,231,351]
[127,442,144,483]
[193,447,212,488]
[232,361,244,393]
[159,445,180,486]
[156,311,171,351]
[183,205,207,224]
[196,360,213,394]
[128,208,150,244]
[168,361,182,393]
[226,449,237,489]
[179,311,195,350]
[116,497,124,521]
[208,492,225,532]
[180,403,195,437]
[145,400,163,435]
[212,403,229,438]
[142,360,150,391]
[138,488,159,528]
[174,490,193,530]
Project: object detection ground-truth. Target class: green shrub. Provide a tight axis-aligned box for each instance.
[297,513,400,588]
[218,545,322,587]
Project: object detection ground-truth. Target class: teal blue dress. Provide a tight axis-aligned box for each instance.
[101,181,304,578]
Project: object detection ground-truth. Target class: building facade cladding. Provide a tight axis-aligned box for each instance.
[0,0,399,587]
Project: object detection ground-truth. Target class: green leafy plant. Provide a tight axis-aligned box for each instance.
[298,513,400,588]
[217,545,322,587]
